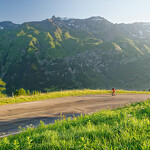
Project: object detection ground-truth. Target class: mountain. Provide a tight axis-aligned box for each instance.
[0,21,19,29]
[1,16,150,93]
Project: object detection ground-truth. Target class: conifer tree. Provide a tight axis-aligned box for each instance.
[0,79,6,92]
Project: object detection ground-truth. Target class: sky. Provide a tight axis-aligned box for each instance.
[1,0,150,24]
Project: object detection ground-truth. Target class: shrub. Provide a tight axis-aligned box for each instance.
[32,90,40,95]
[27,90,30,95]
[0,79,6,92]
[0,91,6,98]
[15,88,27,96]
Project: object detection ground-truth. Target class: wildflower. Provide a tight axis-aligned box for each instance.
[127,114,132,117]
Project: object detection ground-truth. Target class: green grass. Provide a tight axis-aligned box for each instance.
[0,89,150,105]
[0,98,149,149]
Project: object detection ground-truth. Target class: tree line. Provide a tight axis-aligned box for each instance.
[0,78,41,97]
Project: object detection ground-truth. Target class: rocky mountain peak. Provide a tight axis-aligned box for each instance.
[0,21,19,29]
[87,16,105,21]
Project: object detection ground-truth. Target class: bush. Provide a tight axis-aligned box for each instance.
[0,91,6,98]
[27,90,30,95]
[15,88,27,96]
[32,90,40,95]
[0,79,6,92]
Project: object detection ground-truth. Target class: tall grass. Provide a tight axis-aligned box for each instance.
[0,89,150,105]
[0,99,149,149]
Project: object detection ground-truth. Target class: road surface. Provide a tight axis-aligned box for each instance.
[0,94,149,137]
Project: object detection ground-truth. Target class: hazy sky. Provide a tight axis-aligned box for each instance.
[1,0,150,24]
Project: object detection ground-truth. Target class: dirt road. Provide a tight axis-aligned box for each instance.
[0,94,149,137]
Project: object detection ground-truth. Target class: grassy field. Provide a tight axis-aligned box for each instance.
[0,89,150,105]
[0,98,149,149]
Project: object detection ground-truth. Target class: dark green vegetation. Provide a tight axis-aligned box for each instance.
[0,98,149,149]
[0,78,6,97]
[1,16,150,93]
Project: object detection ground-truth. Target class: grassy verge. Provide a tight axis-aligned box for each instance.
[0,89,150,105]
[0,99,149,149]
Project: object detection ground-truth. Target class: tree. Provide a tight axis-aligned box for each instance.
[15,88,27,96]
[27,90,30,95]
[0,79,6,92]
[0,79,6,97]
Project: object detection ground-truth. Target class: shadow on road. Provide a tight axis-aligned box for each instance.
[0,113,81,137]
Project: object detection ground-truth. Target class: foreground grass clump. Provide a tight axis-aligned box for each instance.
[0,99,150,149]
[0,89,150,105]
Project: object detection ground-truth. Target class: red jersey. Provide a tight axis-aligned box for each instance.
[112,89,115,93]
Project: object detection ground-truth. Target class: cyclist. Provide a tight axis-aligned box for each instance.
[112,88,116,96]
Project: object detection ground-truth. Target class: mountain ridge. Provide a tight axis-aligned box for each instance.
[2,16,150,26]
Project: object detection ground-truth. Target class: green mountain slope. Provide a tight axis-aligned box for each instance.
[1,16,150,93]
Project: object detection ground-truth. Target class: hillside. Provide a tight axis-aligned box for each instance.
[0,99,149,149]
[1,16,150,93]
